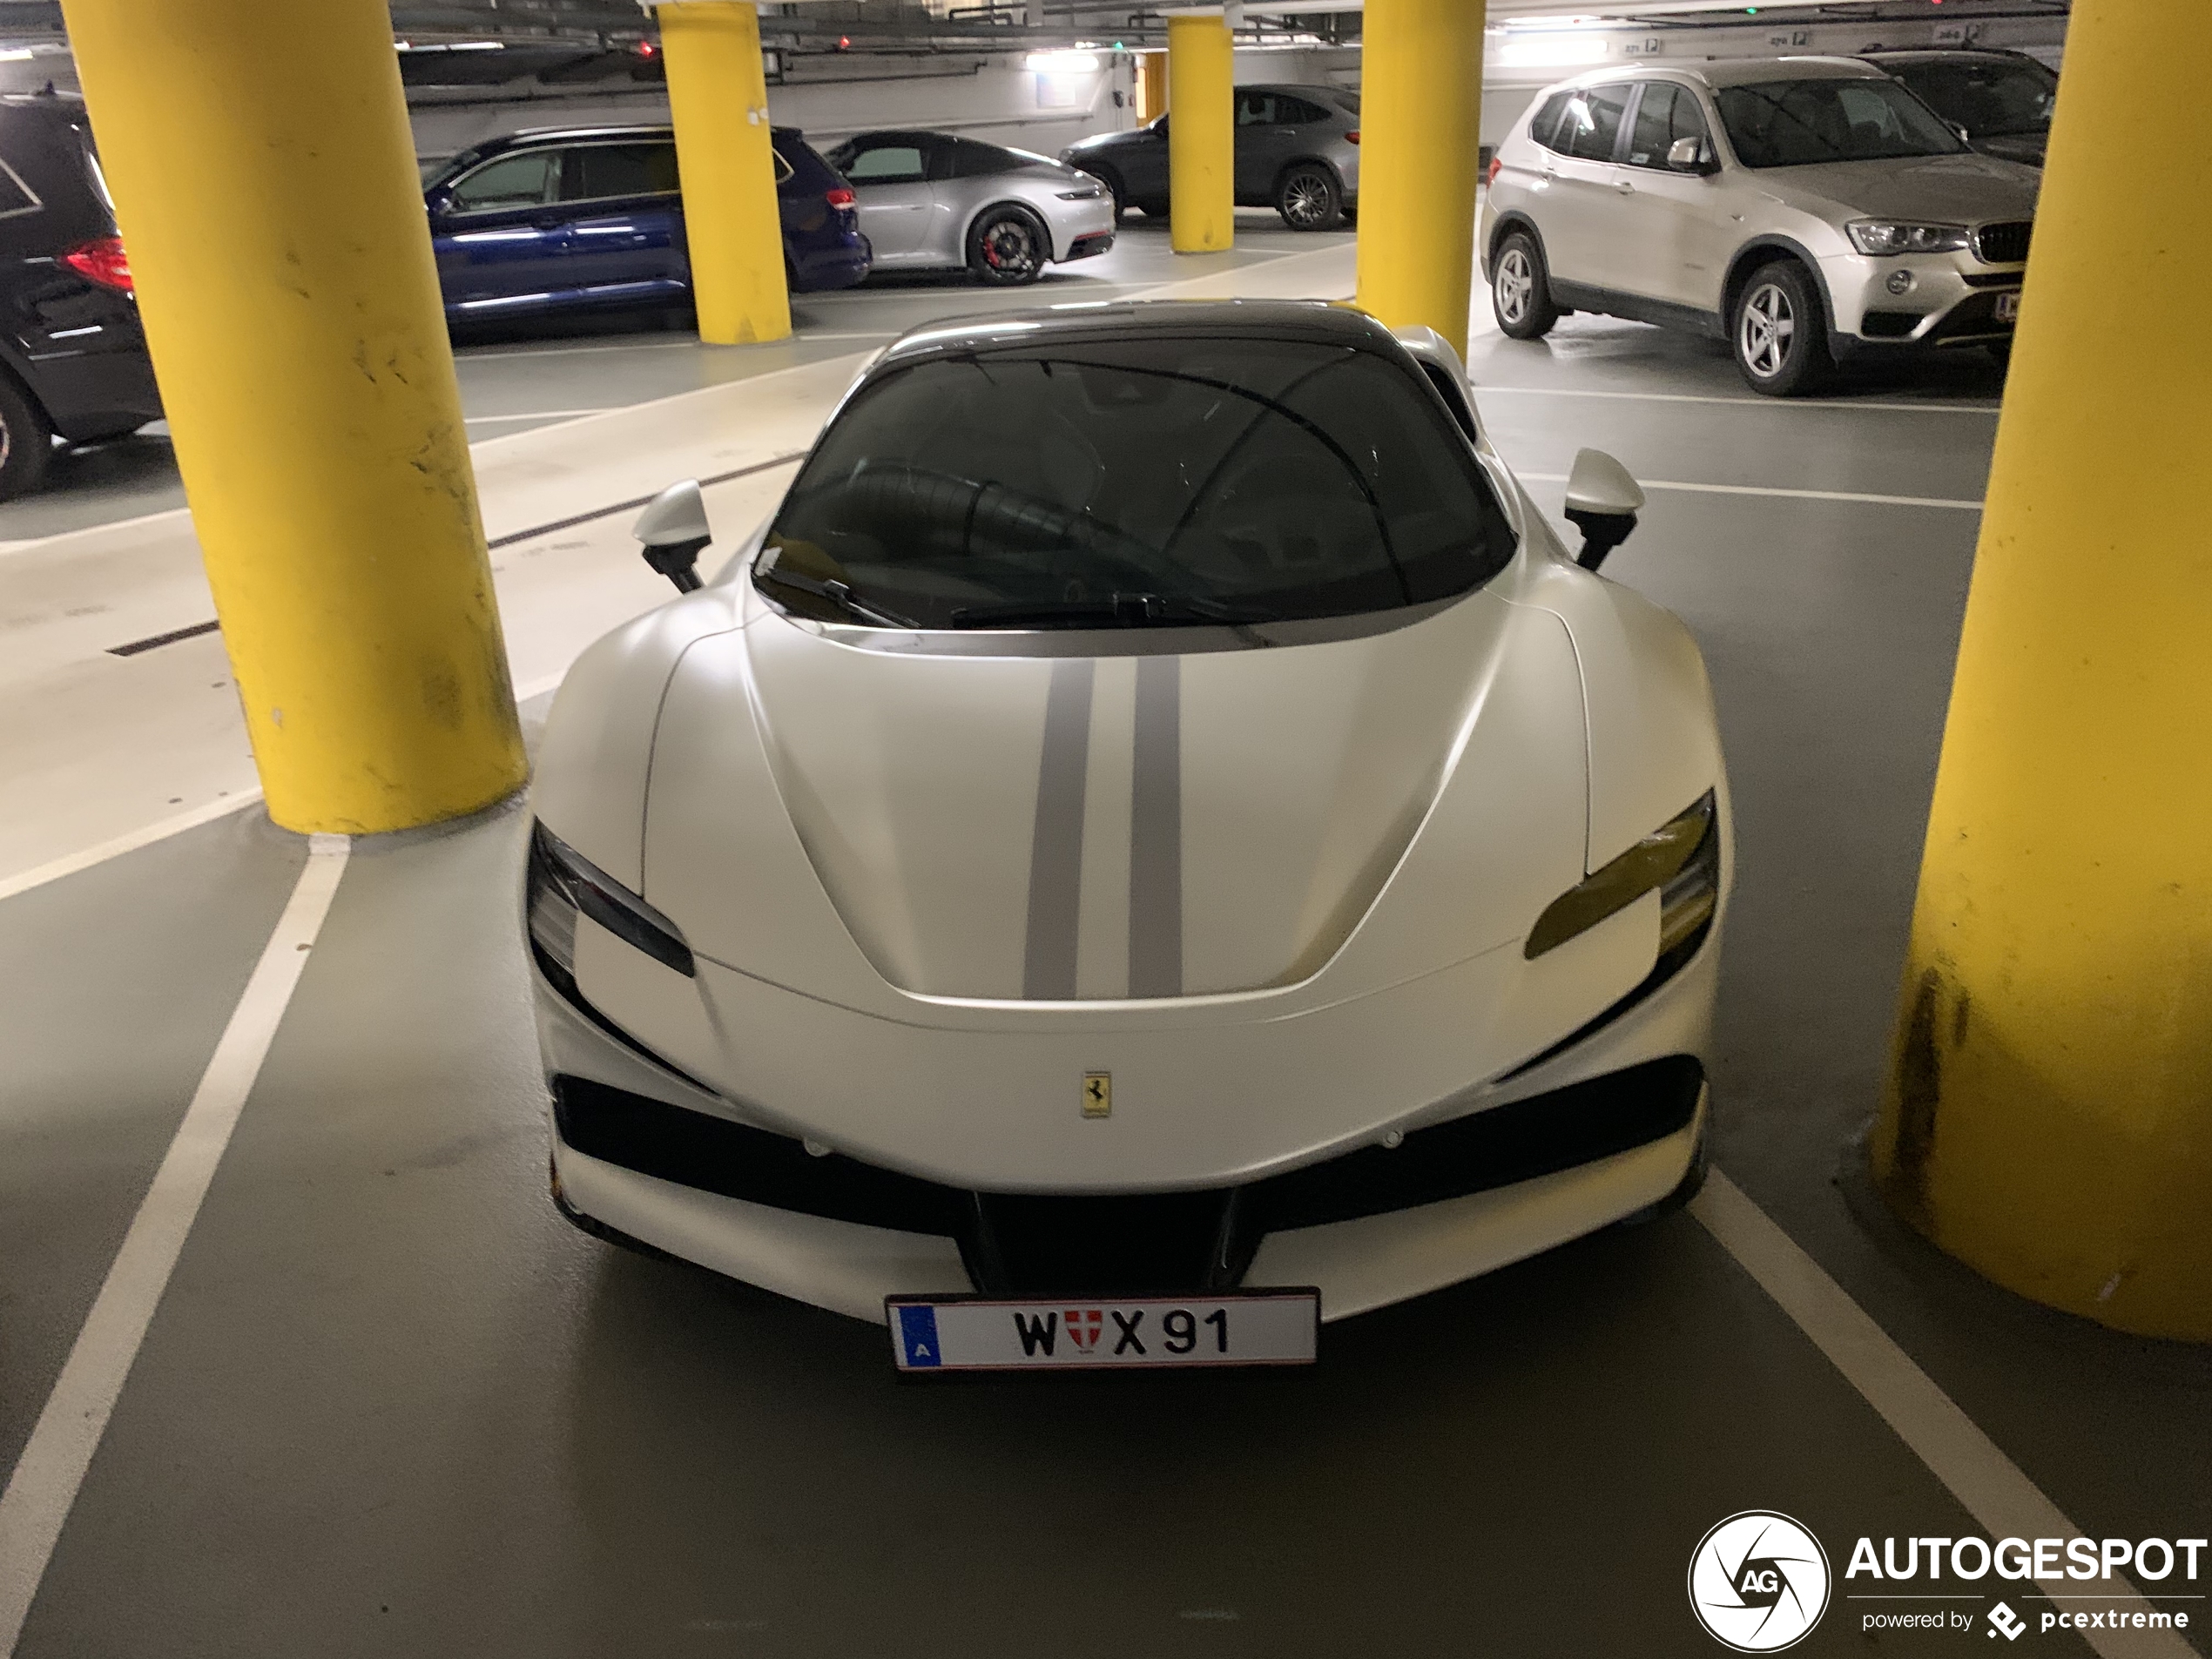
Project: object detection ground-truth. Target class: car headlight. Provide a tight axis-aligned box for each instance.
[1056,185,1103,200]
[1525,792,1718,961]
[1847,220,1970,257]
[527,822,695,980]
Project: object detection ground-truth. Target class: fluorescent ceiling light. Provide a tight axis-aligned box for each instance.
[0,48,33,62]
[1496,33,1609,67]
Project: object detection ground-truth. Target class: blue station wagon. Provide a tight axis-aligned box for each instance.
[423,124,871,321]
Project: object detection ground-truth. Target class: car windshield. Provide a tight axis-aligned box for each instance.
[1889,59,2057,138]
[759,335,1513,631]
[1716,78,1968,167]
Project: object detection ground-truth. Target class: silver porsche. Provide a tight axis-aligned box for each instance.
[824,130,1116,285]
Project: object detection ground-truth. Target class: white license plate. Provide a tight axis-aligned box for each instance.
[887,1290,1319,1372]
[1995,291,2021,323]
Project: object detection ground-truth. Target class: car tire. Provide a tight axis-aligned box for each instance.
[1732,261,1832,396]
[1133,198,1170,219]
[1490,230,1559,341]
[967,206,1049,285]
[1276,164,1342,232]
[0,371,53,502]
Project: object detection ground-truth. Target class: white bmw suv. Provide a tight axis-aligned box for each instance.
[1478,57,2042,395]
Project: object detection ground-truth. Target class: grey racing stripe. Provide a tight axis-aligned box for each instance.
[1128,653,1184,999]
[1022,658,1095,1000]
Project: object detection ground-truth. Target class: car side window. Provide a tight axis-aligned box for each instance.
[1624,83,1713,168]
[845,144,927,185]
[561,142,680,204]
[937,139,1019,181]
[1560,84,1634,162]
[770,143,796,186]
[1276,95,1330,125]
[446,151,556,213]
[1528,90,1576,152]
[1236,91,1278,126]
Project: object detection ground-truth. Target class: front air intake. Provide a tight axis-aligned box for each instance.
[1973,221,2033,265]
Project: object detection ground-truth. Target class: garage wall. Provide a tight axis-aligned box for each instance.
[409,53,1139,169]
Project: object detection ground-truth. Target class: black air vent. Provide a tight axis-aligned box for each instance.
[1973,221,2033,265]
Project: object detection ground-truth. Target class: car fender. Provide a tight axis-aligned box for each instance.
[532,582,749,892]
[967,194,1056,260]
[1508,554,1727,873]
[1723,232,1838,335]
[1483,208,1547,282]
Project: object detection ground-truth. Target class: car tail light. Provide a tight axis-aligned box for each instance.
[1487,155,1503,186]
[63,234,133,294]
[826,186,855,209]
[1345,129,1359,145]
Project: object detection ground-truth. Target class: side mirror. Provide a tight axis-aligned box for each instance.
[425,186,454,221]
[1564,448,1645,571]
[634,478,711,592]
[1668,137,1717,174]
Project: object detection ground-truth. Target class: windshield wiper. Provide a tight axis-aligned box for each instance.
[758,563,919,629]
[948,593,1276,630]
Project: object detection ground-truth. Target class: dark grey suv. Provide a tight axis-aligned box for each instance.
[1061,84,1361,230]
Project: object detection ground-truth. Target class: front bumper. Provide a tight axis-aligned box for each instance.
[533,911,1720,1324]
[1818,247,2025,351]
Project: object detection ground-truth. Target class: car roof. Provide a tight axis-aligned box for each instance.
[1554,55,1888,92]
[874,298,1398,368]
[502,124,675,146]
[1856,48,2042,65]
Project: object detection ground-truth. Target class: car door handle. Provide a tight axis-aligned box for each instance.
[1615,179,1635,195]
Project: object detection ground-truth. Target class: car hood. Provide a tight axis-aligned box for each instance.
[1759,150,2040,222]
[642,587,1591,1010]
[1973,132,2047,168]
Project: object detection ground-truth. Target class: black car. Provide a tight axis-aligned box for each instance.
[0,91,162,502]
[1061,84,1363,230]
[1858,49,2060,167]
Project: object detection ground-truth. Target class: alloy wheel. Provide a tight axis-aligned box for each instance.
[1739,281,1796,380]
[981,218,1040,280]
[1497,249,1534,326]
[1282,172,1332,229]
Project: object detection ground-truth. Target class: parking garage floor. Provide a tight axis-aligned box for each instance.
[3,214,2206,1657]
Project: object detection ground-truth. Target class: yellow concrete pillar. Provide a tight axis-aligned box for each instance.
[1354,0,1486,354]
[60,0,524,835]
[658,1,791,346]
[1872,0,2212,1342]
[1136,51,1169,124]
[1167,16,1233,253]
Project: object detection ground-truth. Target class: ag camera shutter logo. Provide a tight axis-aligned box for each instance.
[1689,1512,1831,1651]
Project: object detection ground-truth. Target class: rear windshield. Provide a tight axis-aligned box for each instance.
[759,336,1513,631]
[1716,78,1967,167]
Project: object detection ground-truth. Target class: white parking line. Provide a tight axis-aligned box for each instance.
[1518,471,1984,511]
[1695,1173,2193,1659]
[462,409,611,425]
[0,835,350,1656]
[1480,385,2002,416]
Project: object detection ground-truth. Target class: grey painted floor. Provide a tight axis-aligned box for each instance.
[3,263,2207,1657]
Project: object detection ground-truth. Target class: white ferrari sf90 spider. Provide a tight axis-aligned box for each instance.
[526,300,1729,1368]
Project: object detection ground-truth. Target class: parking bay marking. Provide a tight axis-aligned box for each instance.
[0,834,350,1657]
[1480,385,2001,417]
[1517,471,1984,512]
[1694,1172,2192,1659]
